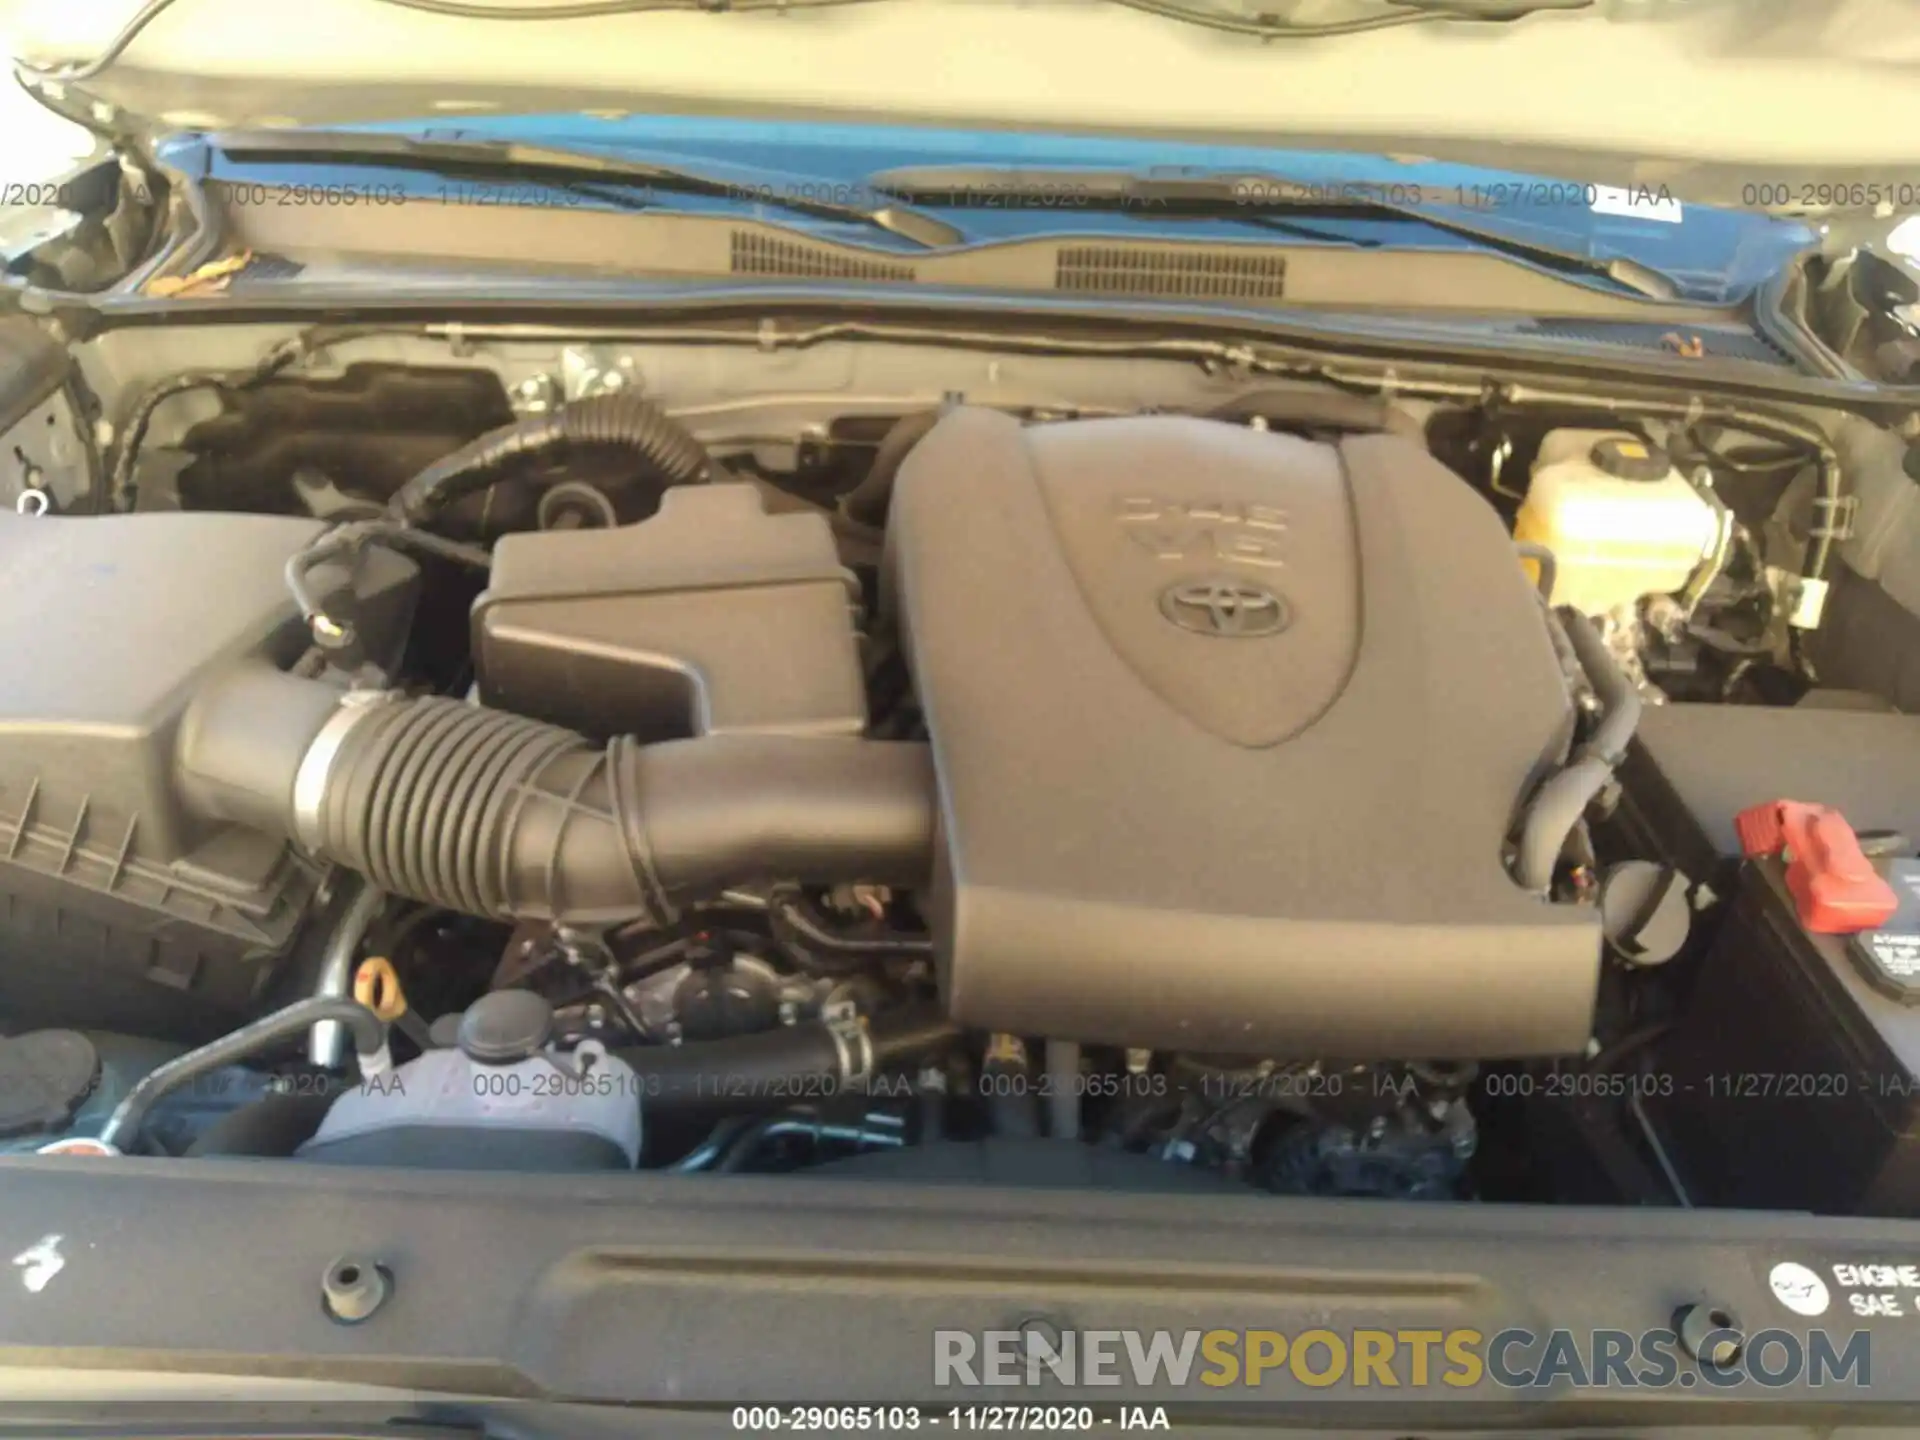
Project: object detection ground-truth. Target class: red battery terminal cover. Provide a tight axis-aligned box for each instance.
[1734,800,1900,934]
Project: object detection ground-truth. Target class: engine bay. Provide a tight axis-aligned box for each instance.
[2,316,1918,1211]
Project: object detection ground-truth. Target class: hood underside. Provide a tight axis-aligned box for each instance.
[11,0,1920,216]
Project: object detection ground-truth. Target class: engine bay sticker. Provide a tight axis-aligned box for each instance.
[1765,1257,1920,1320]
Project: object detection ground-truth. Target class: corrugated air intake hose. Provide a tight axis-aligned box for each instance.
[178,678,936,931]
[388,392,711,525]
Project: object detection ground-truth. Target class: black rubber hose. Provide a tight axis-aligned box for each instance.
[296,696,935,928]
[98,998,388,1154]
[185,1091,336,1158]
[1206,385,1420,438]
[623,1026,841,1116]
[1513,757,1614,895]
[388,392,710,524]
[712,1112,909,1173]
[839,408,948,529]
[1513,609,1644,892]
[866,1004,963,1069]
[1559,608,1643,766]
[611,1004,958,1117]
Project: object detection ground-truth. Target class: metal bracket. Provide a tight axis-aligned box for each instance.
[561,346,640,402]
[1810,492,1859,541]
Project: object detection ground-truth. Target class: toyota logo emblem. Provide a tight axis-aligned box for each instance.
[1158,578,1290,638]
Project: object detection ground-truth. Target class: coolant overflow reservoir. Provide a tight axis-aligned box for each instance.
[1515,430,1719,616]
[297,992,643,1171]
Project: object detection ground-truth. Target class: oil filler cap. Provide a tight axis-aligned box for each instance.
[1600,862,1692,968]
[455,990,554,1065]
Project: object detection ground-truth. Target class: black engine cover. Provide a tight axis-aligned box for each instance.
[884,410,1598,1060]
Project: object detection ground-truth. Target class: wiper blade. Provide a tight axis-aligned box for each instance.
[1106,0,1592,38]
[868,164,1680,300]
[207,129,964,249]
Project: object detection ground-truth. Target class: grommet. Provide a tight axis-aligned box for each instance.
[322,1255,391,1325]
[1674,1301,1743,1366]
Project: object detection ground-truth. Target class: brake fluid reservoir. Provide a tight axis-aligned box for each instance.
[1515,430,1719,615]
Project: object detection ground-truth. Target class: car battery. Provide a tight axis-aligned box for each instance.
[1649,852,1920,1215]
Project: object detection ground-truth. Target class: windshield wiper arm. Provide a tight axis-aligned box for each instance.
[868,163,1680,300]
[207,129,964,249]
[1104,0,1592,38]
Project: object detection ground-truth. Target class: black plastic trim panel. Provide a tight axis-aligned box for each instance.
[0,1158,1918,1420]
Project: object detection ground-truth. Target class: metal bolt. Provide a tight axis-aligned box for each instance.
[321,1256,391,1325]
[512,375,557,414]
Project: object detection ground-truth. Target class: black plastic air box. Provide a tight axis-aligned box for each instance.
[474,483,866,741]
[0,511,415,1040]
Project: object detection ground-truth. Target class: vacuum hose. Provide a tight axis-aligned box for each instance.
[389,393,710,524]
[179,681,937,931]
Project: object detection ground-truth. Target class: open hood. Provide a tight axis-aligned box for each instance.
[10,0,1920,222]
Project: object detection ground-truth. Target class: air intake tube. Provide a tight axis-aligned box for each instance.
[178,677,936,929]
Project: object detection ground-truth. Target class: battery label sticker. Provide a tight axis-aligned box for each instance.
[1864,931,1920,977]
[1851,861,1920,1001]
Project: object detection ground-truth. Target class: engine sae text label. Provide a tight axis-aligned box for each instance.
[932,1327,1870,1391]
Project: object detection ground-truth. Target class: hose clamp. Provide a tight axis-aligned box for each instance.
[292,691,391,855]
[823,1001,873,1091]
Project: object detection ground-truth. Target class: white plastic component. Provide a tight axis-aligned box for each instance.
[1789,575,1831,630]
[302,1046,643,1166]
[1516,429,1719,616]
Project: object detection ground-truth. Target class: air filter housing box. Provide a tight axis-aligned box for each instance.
[474,484,867,741]
[884,409,1599,1060]
[0,511,416,1040]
